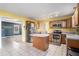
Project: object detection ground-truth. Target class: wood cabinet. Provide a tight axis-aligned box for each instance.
[66,18,72,28]
[72,8,78,27]
[67,39,79,48]
[75,7,78,26]
[61,34,66,44]
[72,14,75,27]
[72,4,79,27]
[32,36,49,51]
[49,18,72,28]
[62,21,66,28]
[66,39,79,56]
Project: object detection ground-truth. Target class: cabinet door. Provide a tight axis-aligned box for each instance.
[72,7,79,28]
[72,15,75,27]
[66,19,72,28]
[74,8,78,26]
[61,34,66,44]
[62,21,66,28]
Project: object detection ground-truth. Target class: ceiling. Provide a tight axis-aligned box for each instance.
[0,3,76,20]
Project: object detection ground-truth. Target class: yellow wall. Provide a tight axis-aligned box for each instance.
[0,10,36,42]
[0,9,75,41]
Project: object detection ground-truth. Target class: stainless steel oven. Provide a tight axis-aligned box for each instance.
[53,30,62,45]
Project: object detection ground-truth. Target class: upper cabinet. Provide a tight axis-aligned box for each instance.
[49,18,72,28]
[66,18,72,28]
[72,4,79,27]
[62,21,67,28]
[49,20,67,28]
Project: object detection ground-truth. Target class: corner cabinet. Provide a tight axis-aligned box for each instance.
[72,4,79,27]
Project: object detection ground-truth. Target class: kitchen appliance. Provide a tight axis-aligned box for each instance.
[26,21,35,43]
[67,47,79,56]
[53,30,62,45]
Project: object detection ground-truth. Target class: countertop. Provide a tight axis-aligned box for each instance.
[62,32,75,35]
[66,34,79,40]
[62,32,79,40]
[30,34,49,37]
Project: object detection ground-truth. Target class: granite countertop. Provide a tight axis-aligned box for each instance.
[62,32,79,40]
[66,34,79,40]
[30,34,49,37]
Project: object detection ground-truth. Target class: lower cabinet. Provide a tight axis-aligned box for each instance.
[67,39,79,48]
[66,39,79,56]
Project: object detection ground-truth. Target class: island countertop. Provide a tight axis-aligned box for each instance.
[30,34,49,37]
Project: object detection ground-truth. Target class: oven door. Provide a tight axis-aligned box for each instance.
[53,34,60,39]
[53,33,61,45]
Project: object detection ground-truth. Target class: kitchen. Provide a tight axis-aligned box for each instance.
[0,3,79,56]
[28,3,79,56]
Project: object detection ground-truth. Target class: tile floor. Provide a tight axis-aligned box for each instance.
[0,37,66,56]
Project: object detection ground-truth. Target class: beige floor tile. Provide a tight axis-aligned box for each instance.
[0,38,66,56]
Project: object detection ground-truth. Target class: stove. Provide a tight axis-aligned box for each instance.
[53,30,62,45]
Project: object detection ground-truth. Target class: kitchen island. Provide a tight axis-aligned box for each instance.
[30,34,49,51]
